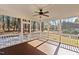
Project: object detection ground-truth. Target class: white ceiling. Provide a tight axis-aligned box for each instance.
[0,4,79,20]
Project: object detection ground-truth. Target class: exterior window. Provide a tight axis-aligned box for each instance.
[16,18,21,32]
[0,15,21,33]
[36,22,40,31]
[4,16,10,31]
[0,15,3,33]
[61,17,79,35]
[31,21,36,32]
[23,24,30,33]
[49,20,59,32]
[42,22,48,32]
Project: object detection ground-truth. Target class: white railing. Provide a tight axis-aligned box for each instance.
[30,31,40,39]
[0,33,30,49]
[41,32,49,39]
[0,31,79,53]
[49,31,79,40]
[0,32,41,49]
[61,34,79,39]
[0,34,20,49]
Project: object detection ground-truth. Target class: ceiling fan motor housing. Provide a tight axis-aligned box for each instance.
[39,12,43,15]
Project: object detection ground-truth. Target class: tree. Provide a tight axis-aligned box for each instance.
[6,16,10,31]
[75,19,79,23]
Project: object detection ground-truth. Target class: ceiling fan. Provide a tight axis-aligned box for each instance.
[33,8,49,18]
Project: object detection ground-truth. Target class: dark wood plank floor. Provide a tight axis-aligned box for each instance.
[0,42,46,55]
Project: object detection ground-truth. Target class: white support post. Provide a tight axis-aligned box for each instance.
[59,20,62,42]
[20,19,23,41]
[29,20,31,40]
[47,22,50,40]
[40,20,41,39]
[35,21,37,31]
[30,20,31,34]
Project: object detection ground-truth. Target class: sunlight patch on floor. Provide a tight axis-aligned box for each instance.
[28,40,43,47]
[37,43,57,55]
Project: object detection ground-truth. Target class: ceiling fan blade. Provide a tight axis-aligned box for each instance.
[43,14,49,17]
[34,11,39,13]
[43,11,49,14]
[33,14,39,16]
